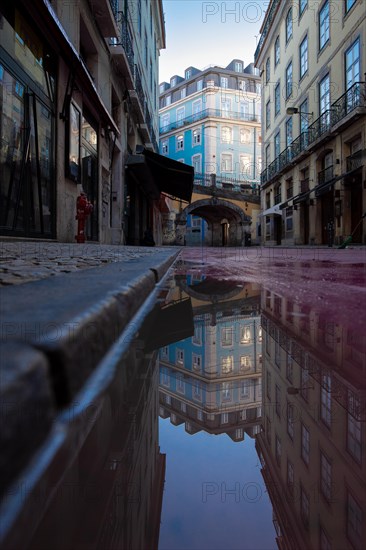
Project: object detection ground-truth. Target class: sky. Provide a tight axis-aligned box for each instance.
[159,0,269,84]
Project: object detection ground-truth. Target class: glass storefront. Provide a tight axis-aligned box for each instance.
[0,5,56,237]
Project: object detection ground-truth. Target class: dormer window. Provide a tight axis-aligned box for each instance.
[185,69,191,79]
[235,62,243,72]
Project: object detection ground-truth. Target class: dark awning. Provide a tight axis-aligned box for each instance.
[125,148,194,202]
[292,191,310,205]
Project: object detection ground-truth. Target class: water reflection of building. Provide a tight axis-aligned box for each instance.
[256,288,366,550]
[159,278,263,441]
[3,341,165,550]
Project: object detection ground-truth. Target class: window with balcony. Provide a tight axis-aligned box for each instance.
[286,118,293,149]
[221,126,233,143]
[265,145,270,167]
[299,35,308,79]
[176,106,185,126]
[240,101,249,119]
[266,57,270,84]
[161,113,170,130]
[274,184,281,205]
[240,325,251,343]
[319,74,330,127]
[197,79,203,91]
[241,380,250,398]
[274,132,280,158]
[221,98,231,117]
[286,8,293,43]
[274,35,280,66]
[176,134,184,151]
[319,1,330,51]
[240,156,251,178]
[274,82,280,116]
[192,154,201,173]
[286,62,293,99]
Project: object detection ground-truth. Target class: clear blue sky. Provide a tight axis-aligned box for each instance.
[159,0,269,83]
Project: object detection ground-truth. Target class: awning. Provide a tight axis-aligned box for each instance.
[260,203,284,216]
[292,191,310,205]
[125,148,194,202]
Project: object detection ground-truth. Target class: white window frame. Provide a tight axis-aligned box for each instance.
[176,106,185,126]
[192,353,202,371]
[161,140,168,155]
[176,348,184,366]
[196,79,203,91]
[240,127,250,144]
[161,113,170,130]
[220,76,229,88]
[221,126,233,143]
[192,128,201,146]
[221,327,233,347]
[192,154,202,173]
[235,62,242,73]
[221,153,233,172]
[176,134,184,151]
[176,372,185,394]
[166,95,171,106]
[240,325,251,344]
[193,325,202,345]
[300,35,308,79]
[221,355,234,374]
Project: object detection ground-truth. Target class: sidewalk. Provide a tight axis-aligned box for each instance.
[0,242,180,517]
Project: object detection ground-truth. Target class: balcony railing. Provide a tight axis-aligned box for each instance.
[346,149,365,172]
[260,82,365,186]
[318,165,334,186]
[254,0,281,62]
[193,173,260,195]
[160,109,260,134]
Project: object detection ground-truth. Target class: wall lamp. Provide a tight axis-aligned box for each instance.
[286,107,313,119]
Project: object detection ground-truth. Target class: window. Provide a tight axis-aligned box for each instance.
[197,79,203,91]
[319,1,330,51]
[221,412,229,424]
[286,62,293,98]
[192,353,202,371]
[176,349,184,365]
[222,382,231,401]
[320,452,332,501]
[265,144,270,167]
[274,36,280,66]
[221,153,233,172]
[221,355,234,374]
[192,154,201,173]
[300,35,308,79]
[300,0,308,16]
[161,367,170,386]
[185,69,191,79]
[266,100,271,128]
[197,409,203,421]
[161,346,168,359]
[274,132,281,158]
[275,435,282,465]
[235,428,243,439]
[221,98,231,116]
[192,128,201,145]
[274,82,280,115]
[240,156,251,178]
[240,128,251,144]
[176,107,185,126]
[321,373,332,427]
[286,8,293,43]
[165,95,171,106]
[221,327,233,346]
[181,88,186,99]
[162,140,168,154]
[301,424,310,465]
[221,126,233,143]
[319,527,331,550]
[287,460,294,492]
[345,38,360,90]
[137,0,142,34]
[347,491,363,548]
[235,62,242,72]
[286,118,293,147]
[240,101,249,119]
[181,402,186,412]
[176,134,184,151]
[161,113,170,130]
[266,57,270,84]
[266,371,271,399]
[220,76,228,88]
[345,0,356,13]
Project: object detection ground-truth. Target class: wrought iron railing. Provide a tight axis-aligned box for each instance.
[160,108,260,134]
[109,0,118,19]
[134,65,145,112]
[254,0,281,62]
[317,165,334,186]
[193,173,260,194]
[346,149,365,172]
[260,81,365,186]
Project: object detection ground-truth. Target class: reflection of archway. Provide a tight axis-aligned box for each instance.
[176,198,251,246]
[221,218,229,246]
[176,275,244,302]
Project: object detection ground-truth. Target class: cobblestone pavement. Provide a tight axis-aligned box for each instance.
[0,242,176,286]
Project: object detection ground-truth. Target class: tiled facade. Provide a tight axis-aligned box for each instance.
[255,0,366,246]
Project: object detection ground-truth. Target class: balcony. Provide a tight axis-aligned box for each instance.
[160,109,260,135]
[346,149,366,172]
[254,0,281,62]
[109,16,135,87]
[89,0,119,38]
[317,165,334,186]
[260,82,366,186]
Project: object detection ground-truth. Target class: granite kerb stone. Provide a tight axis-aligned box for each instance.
[0,249,180,406]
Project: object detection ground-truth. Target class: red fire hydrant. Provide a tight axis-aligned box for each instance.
[75,192,93,243]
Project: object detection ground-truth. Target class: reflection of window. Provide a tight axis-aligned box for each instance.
[67,102,81,182]
[176,349,184,366]
[275,385,281,417]
[301,424,310,465]
[193,325,202,345]
[287,403,294,439]
[192,353,202,371]
[193,380,202,400]
[222,382,231,401]
[161,367,170,387]
[221,412,229,424]
[221,327,233,346]
[258,326,262,342]
[287,460,294,493]
[347,405,362,463]
[241,325,251,343]
[235,428,243,439]
[161,346,168,359]
[321,374,332,427]
[300,485,309,528]
[176,373,185,393]
[221,356,234,374]
[165,394,171,405]
[320,452,332,501]
[240,355,251,371]
[347,491,363,548]
[240,380,250,398]
[275,435,281,465]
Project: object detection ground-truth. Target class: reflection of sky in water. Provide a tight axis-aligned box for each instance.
[159,420,276,550]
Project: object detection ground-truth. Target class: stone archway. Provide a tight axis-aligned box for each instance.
[176,197,251,246]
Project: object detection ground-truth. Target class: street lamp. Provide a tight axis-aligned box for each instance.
[286,107,313,119]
